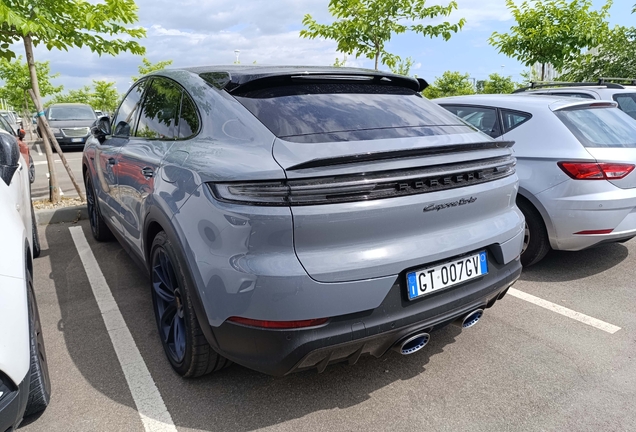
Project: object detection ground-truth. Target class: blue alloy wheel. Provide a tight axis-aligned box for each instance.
[152,248,186,363]
[86,178,99,233]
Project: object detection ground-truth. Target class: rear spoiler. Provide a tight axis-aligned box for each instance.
[286,140,514,171]
[199,71,428,93]
[550,100,618,112]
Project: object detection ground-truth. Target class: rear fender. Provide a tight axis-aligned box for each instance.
[144,205,220,348]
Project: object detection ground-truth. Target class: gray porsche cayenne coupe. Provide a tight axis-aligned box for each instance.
[82,66,524,377]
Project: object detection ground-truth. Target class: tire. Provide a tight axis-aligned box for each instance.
[29,155,35,184]
[31,205,40,259]
[517,198,551,267]
[150,231,230,377]
[84,172,113,241]
[23,270,51,417]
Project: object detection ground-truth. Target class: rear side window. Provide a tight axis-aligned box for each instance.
[555,107,636,148]
[501,110,532,133]
[135,78,182,140]
[441,105,501,138]
[233,83,469,143]
[612,93,636,120]
[177,94,199,139]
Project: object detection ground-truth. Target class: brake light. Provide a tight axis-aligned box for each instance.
[228,316,329,329]
[558,162,635,180]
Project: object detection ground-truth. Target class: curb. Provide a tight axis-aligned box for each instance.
[35,205,88,225]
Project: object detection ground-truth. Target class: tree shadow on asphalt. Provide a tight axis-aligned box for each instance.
[44,222,463,432]
[520,242,629,283]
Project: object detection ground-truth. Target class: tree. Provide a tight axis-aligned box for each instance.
[422,71,475,99]
[301,0,465,70]
[0,0,145,203]
[90,80,120,113]
[390,57,415,76]
[333,55,347,67]
[489,0,611,80]
[559,26,636,82]
[481,73,517,94]
[0,56,62,112]
[132,57,173,82]
[48,86,92,106]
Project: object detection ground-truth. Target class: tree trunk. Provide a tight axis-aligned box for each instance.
[541,63,546,81]
[23,35,60,203]
[374,50,379,70]
[23,35,85,202]
[28,89,85,202]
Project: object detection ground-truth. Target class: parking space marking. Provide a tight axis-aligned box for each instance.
[35,143,43,156]
[69,227,178,432]
[508,288,621,334]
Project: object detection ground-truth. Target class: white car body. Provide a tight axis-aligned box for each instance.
[0,128,46,430]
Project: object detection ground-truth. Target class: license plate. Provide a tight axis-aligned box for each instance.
[71,138,83,143]
[406,251,488,300]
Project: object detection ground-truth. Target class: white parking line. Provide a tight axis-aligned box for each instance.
[508,288,621,334]
[69,227,178,432]
[35,144,43,156]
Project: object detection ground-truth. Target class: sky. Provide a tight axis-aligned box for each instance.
[15,0,636,97]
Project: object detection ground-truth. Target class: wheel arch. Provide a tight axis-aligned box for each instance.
[516,188,557,249]
[143,207,219,348]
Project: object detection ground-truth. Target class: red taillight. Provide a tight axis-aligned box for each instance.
[574,229,614,235]
[558,162,635,180]
[228,316,329,329]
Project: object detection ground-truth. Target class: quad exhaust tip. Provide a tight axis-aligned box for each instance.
[393,332,430,355]
[453,309,484,329]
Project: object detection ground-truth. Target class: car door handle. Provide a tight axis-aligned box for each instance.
[141,167,154,179]
[108,158,116,165]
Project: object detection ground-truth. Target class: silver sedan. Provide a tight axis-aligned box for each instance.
[436,94,636,266]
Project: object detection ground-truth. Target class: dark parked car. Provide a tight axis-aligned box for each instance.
[41,103,96,150]
[83,66,524,377]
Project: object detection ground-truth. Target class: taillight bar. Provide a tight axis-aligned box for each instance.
[228,316,329,329]
[211,156,516,206]
[558,162,635,180]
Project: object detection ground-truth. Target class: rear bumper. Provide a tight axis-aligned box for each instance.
[537,179,636,250]
[210,256,521,376]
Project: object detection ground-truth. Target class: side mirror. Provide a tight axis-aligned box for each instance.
[0,133,20,186]
[91,116,112,142]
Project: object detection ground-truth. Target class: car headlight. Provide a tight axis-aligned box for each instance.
[49,127,62,135]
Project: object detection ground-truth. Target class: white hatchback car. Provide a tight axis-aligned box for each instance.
[0,130,49,430]
[437,95,636,266]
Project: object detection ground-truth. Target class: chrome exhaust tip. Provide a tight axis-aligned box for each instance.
[453,309,484,329]
[393,332,430,355]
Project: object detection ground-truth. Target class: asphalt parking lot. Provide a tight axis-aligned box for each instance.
[19,218,636,432]
[28,140,84,201]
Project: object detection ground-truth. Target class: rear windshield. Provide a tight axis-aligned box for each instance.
[48,106,96,121]
[555,107,636,148]
[612,93,636,120]
[233,83,470,143]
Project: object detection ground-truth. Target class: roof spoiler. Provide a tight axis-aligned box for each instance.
[551,100,618,112]
[198,71,428,93]
[514,79,629,93]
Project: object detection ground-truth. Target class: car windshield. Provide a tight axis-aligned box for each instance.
[233,83,469,143]
[555,106,636,148]
[612,93,636,120]
[48,106,96,121]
